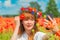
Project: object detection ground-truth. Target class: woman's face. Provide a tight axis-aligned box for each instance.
[22,19,35,31]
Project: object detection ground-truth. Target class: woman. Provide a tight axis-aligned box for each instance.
[11,6,58,40]
[11,7,49,40]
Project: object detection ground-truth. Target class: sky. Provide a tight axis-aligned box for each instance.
[0,0,60,15]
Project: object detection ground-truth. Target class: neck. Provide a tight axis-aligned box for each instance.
[25,30,31,36]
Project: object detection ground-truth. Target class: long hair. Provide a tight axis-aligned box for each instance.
[19,11,38,34]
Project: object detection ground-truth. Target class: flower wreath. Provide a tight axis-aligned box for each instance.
[19,7,42,20]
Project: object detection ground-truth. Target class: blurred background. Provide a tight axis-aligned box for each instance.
[0,0,60,40]
[0,0,60,17]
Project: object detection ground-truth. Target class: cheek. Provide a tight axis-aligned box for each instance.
[22,20,35,26]
[22,21,27,25]
[31,20,35,23]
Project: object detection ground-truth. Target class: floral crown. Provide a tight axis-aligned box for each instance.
[19,7,42,20]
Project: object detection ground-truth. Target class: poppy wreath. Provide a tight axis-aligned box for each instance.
[19,7,42,20]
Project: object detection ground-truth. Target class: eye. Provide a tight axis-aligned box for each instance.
[30,19,34,21]
[24,18,28,21]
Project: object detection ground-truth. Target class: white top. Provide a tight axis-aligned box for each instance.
[17,32,46,40]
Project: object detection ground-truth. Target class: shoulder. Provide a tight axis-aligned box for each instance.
[35,32,46,37]
[34,32,46,40]
[17,32,28,40]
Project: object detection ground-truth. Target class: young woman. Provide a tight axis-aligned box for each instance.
[10,7,49,40]
[11,7,60,40]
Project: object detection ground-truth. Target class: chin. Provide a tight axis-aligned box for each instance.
[27,27,33,31]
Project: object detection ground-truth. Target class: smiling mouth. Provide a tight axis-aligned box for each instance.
[27,25,32,27]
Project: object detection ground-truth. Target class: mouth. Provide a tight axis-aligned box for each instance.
[27,25,32,27]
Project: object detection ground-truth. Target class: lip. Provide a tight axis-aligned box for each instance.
[27,25,32,27]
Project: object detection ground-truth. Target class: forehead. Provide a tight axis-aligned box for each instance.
[23,13,35,19]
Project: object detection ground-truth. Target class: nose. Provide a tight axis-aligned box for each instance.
[27,20,31,24]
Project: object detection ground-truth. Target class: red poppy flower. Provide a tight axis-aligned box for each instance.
[55,30,60,37]
[28,7,32,12]
[21,7,25,11]
[38,18,45,26]
[37,12,42,17]
[4,18,15,30]
[19,14,25,20]
[0,27,3,33]
[4,25,8,29]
